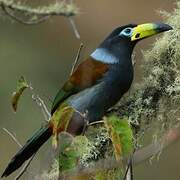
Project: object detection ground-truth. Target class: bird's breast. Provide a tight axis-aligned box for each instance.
[68,63,134,122]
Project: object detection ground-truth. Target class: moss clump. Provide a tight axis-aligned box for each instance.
[79,126,110,167]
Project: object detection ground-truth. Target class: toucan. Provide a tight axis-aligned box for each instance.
[1,22,172,178]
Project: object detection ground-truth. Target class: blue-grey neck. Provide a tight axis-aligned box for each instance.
[90,36,135,65]
[91,48,119,64]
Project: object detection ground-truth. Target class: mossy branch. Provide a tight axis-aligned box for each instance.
[0,0,78,18]
[38,125,180,179]
[0,0,80,38]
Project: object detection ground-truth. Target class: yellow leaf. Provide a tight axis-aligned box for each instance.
[11,76,29,112]
[51,105,75,149]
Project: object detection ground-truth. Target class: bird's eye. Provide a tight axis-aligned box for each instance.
[124,28,132,34]
[119,27,133,37]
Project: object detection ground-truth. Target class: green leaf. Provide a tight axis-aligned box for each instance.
[104,115,133,160]
[11,76,29,112]
[58,133,89,174]
[58,132,77,173]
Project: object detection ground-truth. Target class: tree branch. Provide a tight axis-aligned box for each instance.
[0,0,78,17]
[2,128,22,148]
[133,127,180,164]
[0,0,80,38]
[1,3,50,25]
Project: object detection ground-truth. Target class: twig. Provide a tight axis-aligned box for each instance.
[70,43,84,75]
[42,94,53,104]
[2,128,22,148]
[2,128,36,180]
[29,84,51,122]
[68,17,80,39]
[81,110,89,135]
[37,95,51,120]
[127,161,133,180]
[31,94,51,122]
[88,120,104,126]
[15,153,36,180]
[123,157,133,180]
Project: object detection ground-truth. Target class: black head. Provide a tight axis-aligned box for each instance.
[91,23,172,64]
[107,24,137,40]
[104,22,172,44]
[101,24,138,50]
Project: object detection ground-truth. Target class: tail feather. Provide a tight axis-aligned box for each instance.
[1,125,52,178]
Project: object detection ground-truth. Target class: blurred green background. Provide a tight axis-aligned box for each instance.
[0,0,180,179]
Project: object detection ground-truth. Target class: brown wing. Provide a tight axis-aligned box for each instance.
[51,57,109,114]
[70,57,109,89]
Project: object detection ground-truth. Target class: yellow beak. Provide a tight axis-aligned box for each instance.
[131,23,172,41]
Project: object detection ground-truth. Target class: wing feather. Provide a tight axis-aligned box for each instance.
[51,57,109,114]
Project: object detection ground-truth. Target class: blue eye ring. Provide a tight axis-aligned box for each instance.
[119,27,133,37]
[124,28,132,34]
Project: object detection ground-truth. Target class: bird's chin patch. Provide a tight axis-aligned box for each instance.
[91,48,119,64]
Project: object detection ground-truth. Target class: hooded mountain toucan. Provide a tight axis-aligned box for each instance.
[1,22,172,178]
